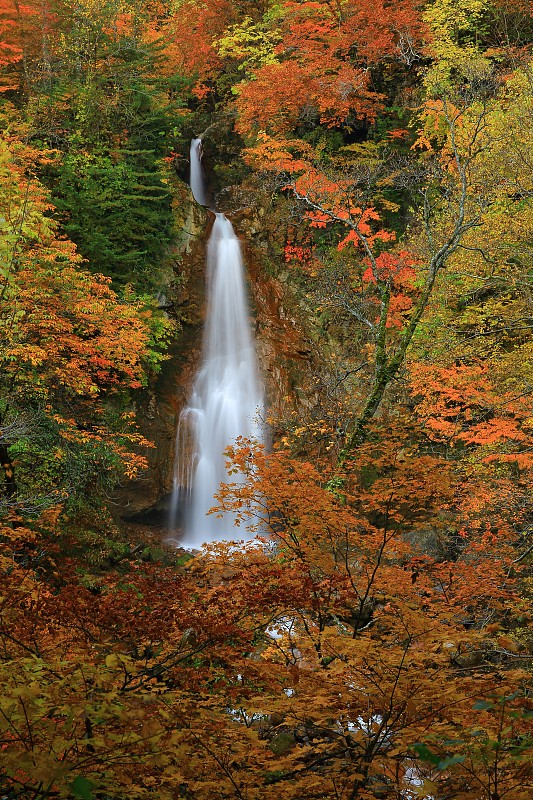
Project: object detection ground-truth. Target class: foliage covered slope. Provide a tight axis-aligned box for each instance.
[1,1,532,798]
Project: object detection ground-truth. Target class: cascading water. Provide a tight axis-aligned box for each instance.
[169,141,264,549]
[189,138,209,206]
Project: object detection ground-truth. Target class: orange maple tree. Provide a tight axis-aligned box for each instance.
[1,420,531,799]
[232,0,423,138]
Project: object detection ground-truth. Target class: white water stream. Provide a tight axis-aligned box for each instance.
[189,138,209,206]
[169,141,264,548]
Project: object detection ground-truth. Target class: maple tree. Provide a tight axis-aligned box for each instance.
[242,50,533,464]
[231,0,423,140]
[0,0,40,92]
[2,427,531,799]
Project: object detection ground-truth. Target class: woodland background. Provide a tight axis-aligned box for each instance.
[1,1,533,798]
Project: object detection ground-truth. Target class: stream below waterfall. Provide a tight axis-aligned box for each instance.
[168,140,265,549]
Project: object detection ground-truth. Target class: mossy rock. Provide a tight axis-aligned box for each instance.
[269,731,296,756]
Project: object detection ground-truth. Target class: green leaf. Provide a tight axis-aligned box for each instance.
[437,754,466,770]
[412,743,441,765]
[473,700,494,710]
[500,690,522,703]
[70,776,94,800]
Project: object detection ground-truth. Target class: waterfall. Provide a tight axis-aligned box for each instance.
[189,138,209,206]
[169,141,264,549]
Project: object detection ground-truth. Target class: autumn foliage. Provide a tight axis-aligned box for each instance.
[1,0,533,798]
[1,428,532,798]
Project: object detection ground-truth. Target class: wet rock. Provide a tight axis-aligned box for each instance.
[112,194,208,518]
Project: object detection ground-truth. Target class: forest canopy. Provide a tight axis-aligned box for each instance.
[1,1,533,798]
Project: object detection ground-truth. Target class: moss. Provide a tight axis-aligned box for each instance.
[269,731,296,756]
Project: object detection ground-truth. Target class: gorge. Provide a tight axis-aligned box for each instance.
[1,2,532,797]
[169,141,265,548]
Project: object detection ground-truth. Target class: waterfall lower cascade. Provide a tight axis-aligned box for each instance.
[169,141,264,549]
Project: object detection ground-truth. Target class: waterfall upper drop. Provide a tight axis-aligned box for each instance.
[189,138,209,206]
[169,142,264,549]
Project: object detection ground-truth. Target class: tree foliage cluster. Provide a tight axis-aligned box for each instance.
[1,1,533,799]
[1,0,194,290]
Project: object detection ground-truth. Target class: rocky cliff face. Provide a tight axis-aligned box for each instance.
[241,226,317,426]
[113,183,208,518]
